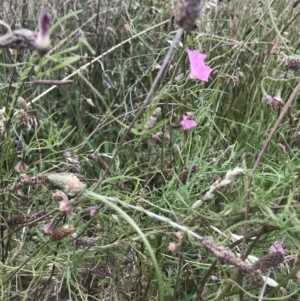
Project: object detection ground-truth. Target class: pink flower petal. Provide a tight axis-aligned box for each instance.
[270,241,284,255]
[187,49,213,82]
[181,115,197,130]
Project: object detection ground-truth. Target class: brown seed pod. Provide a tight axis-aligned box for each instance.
[49,224,75,242]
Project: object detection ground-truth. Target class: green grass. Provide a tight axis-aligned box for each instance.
[1,0,300,300]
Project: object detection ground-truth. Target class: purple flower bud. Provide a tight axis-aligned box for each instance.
[262,94,273,105]
[36,11,51,53]
[270,241,284,255]
[211,275,218,281]
[40,11,51,37]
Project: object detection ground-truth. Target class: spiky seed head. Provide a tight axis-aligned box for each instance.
[287,56,300,72]
[176,0,206,30]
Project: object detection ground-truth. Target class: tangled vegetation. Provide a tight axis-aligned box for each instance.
[1,0,300,300]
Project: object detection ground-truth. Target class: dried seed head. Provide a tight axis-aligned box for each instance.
[152,107,162,118]
[18,97,28,111]
[75,236,97,247]
[0,107,6,132]
[106,26,117,37]
[176,0,206,30]
[168,242,178,254]
[14,161,28,173]
[179,164,198,183]
[47,173,86,196]
[64,151,81,172]
[145,107,162,129]
[7,211,48,226]
[152,131,170,140]
[202,236,252,272]
[6,215,27,226]
[19,173,49,185]
[175,232,185,241]
[49,224,75,242]
[124,24,133,37]
[252,252,284,271]
[270,38,282,55]
[58,199,73,216]
[262,94,273,105]
[15,109,30,129]
[10,48,26,62]
[52,189,68,203]
[86,206,99,217]
[248,269,263,286]
[145,116,157,129]
[287,56,300,72]
[40,223,54,235]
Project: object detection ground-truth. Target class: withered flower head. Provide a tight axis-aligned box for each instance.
[52,189,68,203]
[58,199,73,216]
[18,97,28,111]
[168,242,178,254]
[175,232,184,242]
[15,109,30,129]
[14,161,28,173]
[40,223,54,235]
[86,206,99,217]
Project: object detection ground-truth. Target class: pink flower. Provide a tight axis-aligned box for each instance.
[181,115,197,130]
[270,241,284,255]
[187,49,213,82]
